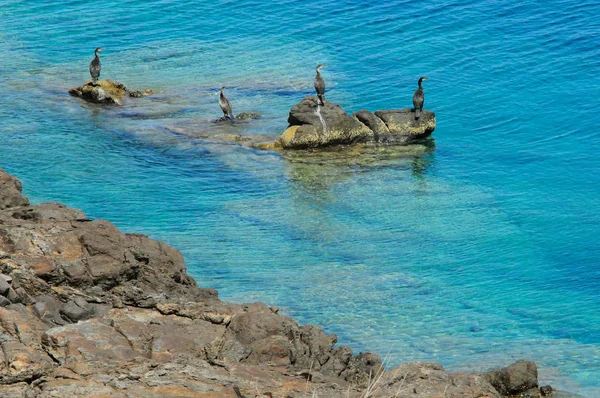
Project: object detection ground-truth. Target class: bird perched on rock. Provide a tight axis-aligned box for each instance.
[412,77,428,120]
[219,86,234,121]
[314,64,327,106]
[89,47,103,86]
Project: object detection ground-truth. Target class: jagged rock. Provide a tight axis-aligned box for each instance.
[0,171,29,210]
[269,97,436,150]
[0,307,55,384]
[33,294,68,326]
[373,362,501,398]
[483,360,539,396]
[60,298,93,322]
[340,352,383,385]
[68,80,152,105]
[0,168,554,397]
[0,276,10,295]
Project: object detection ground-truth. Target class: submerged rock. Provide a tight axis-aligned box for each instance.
[68,79,153,105]
[267,96,436,150]
[213,112,261,123]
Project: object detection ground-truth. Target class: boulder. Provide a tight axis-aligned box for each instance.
[33,295,68,326]
[0,171,29,210]
[0,276,10,296]
[68,80,152,105]
[483,360,539,396]
[60,298,93,322]
[352,108,435,145]
[270,96,436,149]
[279,97,373,149]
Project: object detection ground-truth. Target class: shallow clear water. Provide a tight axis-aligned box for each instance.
[1,0,599,395]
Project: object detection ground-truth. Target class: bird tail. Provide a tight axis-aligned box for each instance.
[414,108,421,120]
[318,94,325,106]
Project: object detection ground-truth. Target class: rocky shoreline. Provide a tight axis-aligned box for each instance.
[0,168,560,397]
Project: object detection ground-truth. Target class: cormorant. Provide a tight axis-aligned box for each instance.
[89,47,103,86]
[219,86,234,121]
[412,77,428,120]
[314,64,327,106]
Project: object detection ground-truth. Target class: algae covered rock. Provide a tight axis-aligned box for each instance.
[68,79,152,105]
[280,96,373,149]
[371,108,436,144]
[273,96,436,150]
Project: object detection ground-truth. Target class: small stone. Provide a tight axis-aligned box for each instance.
[0,295,10,307]
[33,295,67,325]
[15,287,35,305]
[540,385,553,396]
[0,276,10,295]
[60,299,92,322]
[7,287,20,303]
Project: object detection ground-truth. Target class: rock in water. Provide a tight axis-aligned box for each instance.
[279,97,373,149]
[68,80,152,105]
[272,96,436,150]
[372,109,436,144]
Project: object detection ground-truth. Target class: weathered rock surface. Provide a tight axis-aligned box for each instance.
[68,80,153,105]
[0,168,552,397]
[271,96,436,149]
[483,360,539,396]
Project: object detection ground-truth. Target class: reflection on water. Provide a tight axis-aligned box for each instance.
[283,140,436,194]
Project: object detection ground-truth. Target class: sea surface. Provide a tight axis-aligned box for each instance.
[1,0,599,395]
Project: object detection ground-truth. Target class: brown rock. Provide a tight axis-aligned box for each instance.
[281,97,374,149]
[0,171,29,210]
[42,319,138,365]
[277,99,435,149]
[68,80,151,105]
[374,109,436,143]
[483,360,539,396]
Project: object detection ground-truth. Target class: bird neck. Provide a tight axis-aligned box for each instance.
[418,81,423,89]
[316,70,321,77]
[94,51,100,58]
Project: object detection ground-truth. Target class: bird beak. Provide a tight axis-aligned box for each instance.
[98,48,104,52]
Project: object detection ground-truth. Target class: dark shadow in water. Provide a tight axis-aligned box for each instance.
[282,139,436,195]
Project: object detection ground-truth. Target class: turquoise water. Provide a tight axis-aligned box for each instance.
[1,0,599,395]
